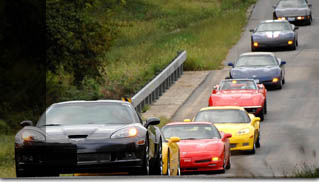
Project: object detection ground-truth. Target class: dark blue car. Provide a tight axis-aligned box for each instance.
[228,52,286,89]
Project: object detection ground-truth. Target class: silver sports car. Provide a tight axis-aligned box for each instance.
[250,20,298,51]
[273,0,312,25]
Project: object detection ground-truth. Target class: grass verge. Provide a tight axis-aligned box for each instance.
[0,135,15,178]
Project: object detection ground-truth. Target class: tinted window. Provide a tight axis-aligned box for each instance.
[257,22,292,32]
[219,80,257,90]
[277,0,308,8]
[37,102,138,126]
[162,124,221,140]
[235,55,277,67]
[194,109,250,123]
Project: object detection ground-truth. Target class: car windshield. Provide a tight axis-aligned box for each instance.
[162,124,221,140]
[256,22,291,32]
[219,80,257,90]
[235,55,277,67]
[277,0,308,9]
[194,109,250,123]
[37,102,138,126]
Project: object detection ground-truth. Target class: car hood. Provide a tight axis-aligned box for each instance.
[231,66,281,81]
[212,91,262,107]
[39,123,141,141]
[178,139,223,153]
[252,31,294,39]
[214,123,252,136]
[275,8,310,17]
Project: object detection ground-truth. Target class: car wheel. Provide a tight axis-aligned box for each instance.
[291,40,297,50]
[258,107,265,121]
[249,141,256,155]
[256,133,261,148]
[220,157,226,173]
[167,152,171,176]
[277,79,283,89]
[226,154,231,169]
[282,77,285,85]
[139,138,150,175]
[264,100,267,114]
[177,154,181,176]
[154,140,163,175]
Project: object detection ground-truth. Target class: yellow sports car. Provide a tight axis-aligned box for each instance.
[191,106,260,154]
[162,136,181,176]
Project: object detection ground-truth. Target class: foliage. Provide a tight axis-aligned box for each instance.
[0,135,15,178]
[46,0,116,86]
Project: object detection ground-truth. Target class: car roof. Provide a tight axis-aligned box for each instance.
[221,79,257,82]
[240,52,275,57]
[164,121,214,126]
[260,20,289,24]
[199,106,246,111]
[52,100,130,106]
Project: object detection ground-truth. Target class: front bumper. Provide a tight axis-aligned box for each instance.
[15,138,146,174]
[229,134,254,151]
[253,38,295,49]
[180,152,224,172]
[277,16,311,24]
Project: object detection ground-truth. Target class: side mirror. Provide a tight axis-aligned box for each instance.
[20,120,33,127]
[144,117,160,128]
[251,117,261,125]
[294,26,299,30]
[249,29,254,33]
[308,4,312,8]
[184,119,191,122]
[212,85,218,94]
[169,137,180,143]
[272,5,276,8]
[281,61,286,65]
[228,62,234,67]
[222,133,232,141]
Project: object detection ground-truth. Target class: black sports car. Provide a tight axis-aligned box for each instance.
[273,0,312,25]
[15,100,163,177]
[250,20,298,51]
[228,52,286,89]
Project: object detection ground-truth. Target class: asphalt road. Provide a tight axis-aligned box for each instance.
[172,0,319,177]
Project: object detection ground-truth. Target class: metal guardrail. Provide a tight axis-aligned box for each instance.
[131,51,187,113]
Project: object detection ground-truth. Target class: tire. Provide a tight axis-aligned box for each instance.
[139,138,150,175]
[256,133,261,148]
[291,40,297,50]
[167,152,171,176]
[277,79,283,89]
[282,77,285,85]
[264,100,267,114]
[177,154,181,176]
[226,154,231,169]
[258,107,265,121]
[220,157,226,173]
[153,140,163,175]
[249,143,256,155]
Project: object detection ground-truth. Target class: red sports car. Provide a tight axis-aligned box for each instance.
[208,79,267,121]
[161,122,232,173]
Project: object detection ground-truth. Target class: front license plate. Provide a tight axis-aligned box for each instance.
[288,17,295,21]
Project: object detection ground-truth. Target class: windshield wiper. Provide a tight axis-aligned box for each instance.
[183,137,198,140]
[40,124,61,126]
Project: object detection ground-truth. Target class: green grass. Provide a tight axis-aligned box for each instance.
[94,0,256,98]
[292,163,319,178]
[0,135,15,178]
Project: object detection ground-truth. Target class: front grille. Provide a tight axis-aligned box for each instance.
[195,159,211,163]
[77,153,111,162]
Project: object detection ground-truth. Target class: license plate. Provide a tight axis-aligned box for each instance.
[288,17,295,21]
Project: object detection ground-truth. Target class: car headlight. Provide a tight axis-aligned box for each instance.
[111,127,138,139]
[237,128,250,135]
[272,77,279,83]
[21,130,45,142]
